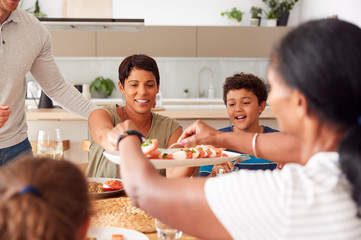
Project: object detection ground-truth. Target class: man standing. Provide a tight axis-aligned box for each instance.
[0,0,97,165]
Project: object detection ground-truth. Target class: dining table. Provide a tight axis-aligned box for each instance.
[78,159,200,240]
[89,190,199,240]
[77,148,239,240]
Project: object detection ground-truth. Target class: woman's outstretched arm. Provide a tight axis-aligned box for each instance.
[178,120,302,164]
[107,120,232,239]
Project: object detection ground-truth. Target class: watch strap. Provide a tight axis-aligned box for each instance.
[116,129,144,146]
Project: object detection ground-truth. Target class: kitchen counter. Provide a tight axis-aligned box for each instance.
[26,106,278,164]
[25,106,276,121]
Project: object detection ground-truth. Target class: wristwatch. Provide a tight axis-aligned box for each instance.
[116,129,145,146]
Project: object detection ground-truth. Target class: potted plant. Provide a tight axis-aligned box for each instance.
[250,7,262,26]
[221,7,245,25]
[183,89,189,98]
[265,8,279,27]
[276,0,299,26]
[25,0,47,18]
[90,76,115,98]
[262,0,299,26]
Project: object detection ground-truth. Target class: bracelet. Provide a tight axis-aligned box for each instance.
[116,129,144,147]
[252,133,259,158]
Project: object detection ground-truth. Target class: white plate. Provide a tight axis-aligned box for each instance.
[87,226,149,240]
[103,150,242,169]
[88,177,124,198]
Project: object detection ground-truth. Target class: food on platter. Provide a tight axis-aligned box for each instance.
[141,138,158,155]
[87,226,148,240]
[112,234,125,240]
[103,150,240,169]
[150,144,228,160]
[86,234,124,240]
[104,137,241,169]
[103,179,124,191]
[88,179,123,193]
[88,181,105,193]
[139,137,227,160]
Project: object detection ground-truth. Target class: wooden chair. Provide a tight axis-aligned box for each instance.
[82,139,90,152]
[76,139,90,175]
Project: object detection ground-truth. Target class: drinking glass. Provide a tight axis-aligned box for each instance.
[37,129,63,160]
[155,219,182,240]
[215,162,239,176]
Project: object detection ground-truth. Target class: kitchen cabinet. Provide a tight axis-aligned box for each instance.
[63,0,112,18]
[96,26,197,57]
[197,26,292,58]
[50,31,97,57]
[49,26,292,58]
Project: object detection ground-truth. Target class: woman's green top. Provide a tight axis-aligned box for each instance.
[86,104,181,178]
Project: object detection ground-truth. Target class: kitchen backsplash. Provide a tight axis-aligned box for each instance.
[26,57,270,99]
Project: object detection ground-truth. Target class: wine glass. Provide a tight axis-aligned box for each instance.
[37,129,63,160]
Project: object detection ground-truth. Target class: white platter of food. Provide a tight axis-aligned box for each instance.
[87,226,148,240]
[103,147,243,169]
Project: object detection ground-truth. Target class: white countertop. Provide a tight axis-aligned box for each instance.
[89,98,225,106]
[26,97,224,105]
[25,105,275,121]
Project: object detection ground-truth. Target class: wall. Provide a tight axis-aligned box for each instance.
[296,0,360,27]
[22,0,361,99]
[26,57,270,99]
[21,0,361,27]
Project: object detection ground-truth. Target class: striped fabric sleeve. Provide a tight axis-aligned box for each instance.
[204,153,361,239]
[204,169,286,239]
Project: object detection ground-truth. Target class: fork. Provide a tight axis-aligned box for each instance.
[167,142,185,149]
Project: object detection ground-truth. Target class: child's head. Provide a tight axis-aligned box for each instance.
[223,73,267,105]
[0,157,91,240]
[223,73,268,132]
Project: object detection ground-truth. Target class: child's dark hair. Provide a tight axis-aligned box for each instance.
[118,54,160,87]
[222,72,268,105]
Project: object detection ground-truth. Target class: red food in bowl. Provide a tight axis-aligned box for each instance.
[102,180,124,191]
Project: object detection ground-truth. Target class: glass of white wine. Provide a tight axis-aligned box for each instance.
[37,129,63,160]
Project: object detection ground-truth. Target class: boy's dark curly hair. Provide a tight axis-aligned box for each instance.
[223,73,268,105]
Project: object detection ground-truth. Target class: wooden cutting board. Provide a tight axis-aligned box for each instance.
[63,0,112,18]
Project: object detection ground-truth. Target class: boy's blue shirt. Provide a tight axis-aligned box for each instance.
[198,125,279,177]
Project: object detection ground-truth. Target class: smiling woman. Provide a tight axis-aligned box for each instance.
[86,54,183,178]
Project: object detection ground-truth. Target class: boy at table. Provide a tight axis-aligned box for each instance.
[199,73,278,177]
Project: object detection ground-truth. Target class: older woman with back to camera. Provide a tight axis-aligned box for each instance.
[107,19,361,239]
[0,156,91,240]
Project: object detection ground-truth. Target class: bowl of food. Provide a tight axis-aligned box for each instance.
[87,178,124,198]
